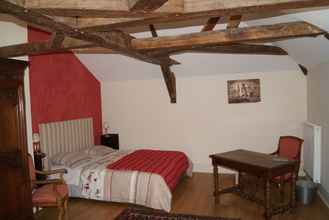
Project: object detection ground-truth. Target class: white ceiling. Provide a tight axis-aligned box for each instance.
[77,9,329,82]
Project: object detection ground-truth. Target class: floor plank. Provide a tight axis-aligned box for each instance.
[35,173,329,220]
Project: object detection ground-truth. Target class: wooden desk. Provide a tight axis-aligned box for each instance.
[210,149,297,220]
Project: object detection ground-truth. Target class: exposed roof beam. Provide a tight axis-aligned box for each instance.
[0,37,93,58]
[7,0,25,7]
[227,15,242,29]
[25,0,183,18]
[161,65,177,103]
[80,0,329,32]
[0,0,175,66]
[0,41,288,57]
[201,17,221,32]
[133,22,326,50]
[129,0,169,12]
[149,24,177,104]
[298,64,308,75]
[50,32,65,48]
[146,44,289,57]
[0,21,323,58]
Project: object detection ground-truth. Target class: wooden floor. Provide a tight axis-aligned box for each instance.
[35,173,329,220]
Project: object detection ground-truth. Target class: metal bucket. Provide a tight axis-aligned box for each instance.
[296,180,317,205]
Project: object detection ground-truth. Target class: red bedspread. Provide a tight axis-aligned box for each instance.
[107,149,189,191]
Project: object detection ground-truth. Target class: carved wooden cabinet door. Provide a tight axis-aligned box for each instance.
[0,58,33,220]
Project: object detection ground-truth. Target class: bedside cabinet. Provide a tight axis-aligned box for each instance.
[101,134,119,150]
[33,152,46,181]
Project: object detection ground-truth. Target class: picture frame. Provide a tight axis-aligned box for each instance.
[227,79,261,104]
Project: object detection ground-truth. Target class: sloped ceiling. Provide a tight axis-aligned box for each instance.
[76,9,329,81]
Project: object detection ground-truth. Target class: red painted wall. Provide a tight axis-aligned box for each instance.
[28,27,102,144]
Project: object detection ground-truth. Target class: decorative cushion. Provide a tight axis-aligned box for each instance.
[84,145,116,157]
[32,184,68,204]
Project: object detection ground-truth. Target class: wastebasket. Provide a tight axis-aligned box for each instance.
[296,180,317,205]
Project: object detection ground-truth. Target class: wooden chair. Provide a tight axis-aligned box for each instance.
[28,155,69,220]
[271,136,304,201]
[240,136,303,202]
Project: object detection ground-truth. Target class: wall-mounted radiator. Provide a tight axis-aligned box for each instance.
[303,122,322,183]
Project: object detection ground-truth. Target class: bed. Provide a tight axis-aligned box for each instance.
[39,118,192,211]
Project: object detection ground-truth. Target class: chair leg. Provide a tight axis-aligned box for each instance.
[58,206,64,220]
[279,179,285,203]
[64,198,68,213]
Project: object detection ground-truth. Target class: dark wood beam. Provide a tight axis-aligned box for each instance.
[133,22,326,50]
[0,40,288,58]
[298,64,308,75]
[0,0,175,66]
[149,24,177,104]
[227,15,242,29]
[324,33,329,40]
[201,17,221,32]
[25,0,184,18]
[50,32,65,48]
[80,0,329,32]
[0,21,322,58]
[0,37,93,58]
[161,65,177,103]
[130,0,169,12]
[146,44,288,57]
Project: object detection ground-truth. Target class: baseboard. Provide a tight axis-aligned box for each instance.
[318,184,329,208]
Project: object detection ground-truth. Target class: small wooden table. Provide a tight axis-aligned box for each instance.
[210,149,297,220]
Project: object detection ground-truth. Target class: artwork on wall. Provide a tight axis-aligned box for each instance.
[227,79,261,104]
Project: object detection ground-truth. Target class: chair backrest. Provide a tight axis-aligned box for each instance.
[278,136,304,161]
[27,154,36,189]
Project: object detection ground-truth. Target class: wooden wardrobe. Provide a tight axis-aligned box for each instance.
[0,58,33,220]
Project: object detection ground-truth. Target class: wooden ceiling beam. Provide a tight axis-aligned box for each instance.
[149,24,177,104]
[79,0,329,32]
[161,65,177,103]
[298,64,308,75]
[50,32,65,48]
[201,17,221,32]
[129,0,169,12]
[145,44,288,57]
[133,21,325,50]
[0,21,323,58]
[0,0,176,66]
[25,0,183,18]
[0,40,288,58]
[7,0,25,7]
[227,15,242,29]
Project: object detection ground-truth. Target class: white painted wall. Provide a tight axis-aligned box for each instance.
[0,16,33,155]
[102,70,307,172]
[307,61,329,203]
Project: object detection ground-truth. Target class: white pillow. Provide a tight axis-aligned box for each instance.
[51,151,91,168]
[84,145,116,157]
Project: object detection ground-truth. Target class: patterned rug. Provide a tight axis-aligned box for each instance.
[115,207,240,220]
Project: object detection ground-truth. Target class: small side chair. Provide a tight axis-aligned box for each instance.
[271,136,304,201]
[28,154,69,220]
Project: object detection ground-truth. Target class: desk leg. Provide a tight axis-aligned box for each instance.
[264,178,271,220]
[213,165,220,204]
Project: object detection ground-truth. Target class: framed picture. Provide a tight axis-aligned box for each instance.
[227,79,261,104]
